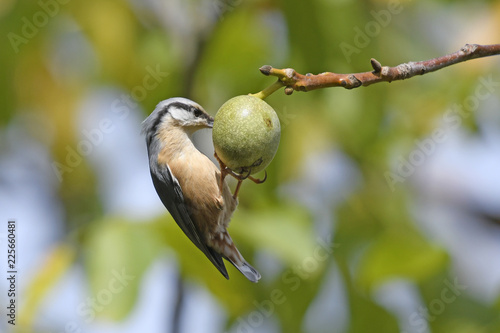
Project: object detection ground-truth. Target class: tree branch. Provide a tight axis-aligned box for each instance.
[258,43,500,95]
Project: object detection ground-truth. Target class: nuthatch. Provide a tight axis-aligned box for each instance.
[142,98,261,282]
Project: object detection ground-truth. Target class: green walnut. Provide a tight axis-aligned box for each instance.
[213,95,281,175]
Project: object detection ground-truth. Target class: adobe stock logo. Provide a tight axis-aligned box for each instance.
[51,65,169,182]
[76,268,135,323]
[54,268,135,333]
[8,0,72,54]
[339,0,406,63]
[403,278,467,333]
[384,74,500,191]
[233,236,338,333]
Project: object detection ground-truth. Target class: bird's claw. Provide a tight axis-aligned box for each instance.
[214,152,267,199]
[248,171,267,184]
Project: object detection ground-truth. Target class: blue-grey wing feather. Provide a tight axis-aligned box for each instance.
[150,162,229,279]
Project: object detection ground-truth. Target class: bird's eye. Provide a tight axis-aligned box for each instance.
[194,109,203,117]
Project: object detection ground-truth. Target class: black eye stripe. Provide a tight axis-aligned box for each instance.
[149,102,209,137]
[193,108,203,117]
[150,102,190,135]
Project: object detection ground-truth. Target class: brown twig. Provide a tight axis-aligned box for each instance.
[259,43,500,95]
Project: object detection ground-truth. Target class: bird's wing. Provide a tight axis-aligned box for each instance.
[150,163,229,279]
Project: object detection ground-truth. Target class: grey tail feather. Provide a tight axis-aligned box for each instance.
[228,259,261,283]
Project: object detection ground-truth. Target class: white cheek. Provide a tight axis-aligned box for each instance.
[170,108,191,122]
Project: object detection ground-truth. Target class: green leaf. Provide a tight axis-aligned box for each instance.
[150,214,259,318]
[332,258,400,333]
[83,218,162,320]
[228,203,332,333]
[194,6,277,110]
[348,289,400,333]
[231,204,318,269]
[356,230,449,291]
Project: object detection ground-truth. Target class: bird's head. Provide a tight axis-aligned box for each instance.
[142,97,214,143]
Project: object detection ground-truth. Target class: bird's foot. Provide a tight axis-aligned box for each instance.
[214,152,268,199]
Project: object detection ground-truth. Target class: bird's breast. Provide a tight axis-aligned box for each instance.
[159,145,236,236]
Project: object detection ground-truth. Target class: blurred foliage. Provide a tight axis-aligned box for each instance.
[1,0,500,332]
[19,244,76,327]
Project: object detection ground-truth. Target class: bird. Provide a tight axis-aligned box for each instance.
[141,97,261,282]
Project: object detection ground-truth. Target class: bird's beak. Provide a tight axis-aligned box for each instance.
[207,117,214,128]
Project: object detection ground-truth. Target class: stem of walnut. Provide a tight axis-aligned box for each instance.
[255,43,500,96]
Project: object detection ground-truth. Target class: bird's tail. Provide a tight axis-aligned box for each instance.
[229,256,261,283]
[218,232,261,283]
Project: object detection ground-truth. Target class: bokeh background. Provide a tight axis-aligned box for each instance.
[1,0,500,332]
